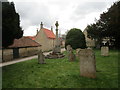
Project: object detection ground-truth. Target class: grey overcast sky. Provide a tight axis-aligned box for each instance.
[8,0,118,36]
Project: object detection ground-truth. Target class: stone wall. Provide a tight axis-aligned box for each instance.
[19,48,28,57]
[2,46,41,62]
[86,40,95,47]
[19,47,41,58]
[27,47,39,56]
[2,49,13,62]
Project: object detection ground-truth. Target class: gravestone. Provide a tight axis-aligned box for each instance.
[38,50,45,64]
[101,46,109,56]
[76,48,81,57]
[66,45,72,52]
[79,48,96,78]
[67,45,75,61]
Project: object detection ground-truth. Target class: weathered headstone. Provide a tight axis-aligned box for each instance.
[67,45,75,61]
[38,50,45,64]
[76,48,81,57]
[101,46,109,56]
[66,45,72,52]
[79,48,96,78]
[69,49,75,62]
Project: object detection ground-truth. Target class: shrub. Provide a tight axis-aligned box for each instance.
[65,28,86,49]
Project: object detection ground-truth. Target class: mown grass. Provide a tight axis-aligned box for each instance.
[2,49,118,88]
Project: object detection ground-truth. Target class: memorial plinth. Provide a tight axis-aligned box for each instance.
[45,21,64,59]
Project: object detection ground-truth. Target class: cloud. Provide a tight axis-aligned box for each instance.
[76,2,107,13]
[14,2,56,30]
[8,0,118,36]
[70,2,107,21]
[13,0,73,33]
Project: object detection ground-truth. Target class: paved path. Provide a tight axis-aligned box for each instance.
[0,48,65,67]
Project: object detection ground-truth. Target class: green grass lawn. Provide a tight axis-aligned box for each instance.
[2,49,118,88]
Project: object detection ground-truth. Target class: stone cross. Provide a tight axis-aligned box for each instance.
[53,21,61,53]
[38,50,45,64]
[55,21,59,46]
[78,48,96,78]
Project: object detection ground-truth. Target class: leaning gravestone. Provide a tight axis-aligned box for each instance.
[79,48,96,78]
[38,50,45,64]
[101,46,109,56]
[67,45,75,61]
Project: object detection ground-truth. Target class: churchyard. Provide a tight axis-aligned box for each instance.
[2,1,120,89]
[2,49,118,88]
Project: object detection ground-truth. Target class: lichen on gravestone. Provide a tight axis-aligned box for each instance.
[78,48,96,78]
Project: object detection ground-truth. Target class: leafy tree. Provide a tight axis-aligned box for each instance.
[86,1,120,49]
[65,28,86,49]
[2,1,23,48]
[86,22,104,47]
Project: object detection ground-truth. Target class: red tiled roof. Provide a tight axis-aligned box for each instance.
[43,28,56,39]
[9,37,41,48]
[26,36,35,40]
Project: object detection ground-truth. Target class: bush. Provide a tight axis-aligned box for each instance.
[65,28,86,49]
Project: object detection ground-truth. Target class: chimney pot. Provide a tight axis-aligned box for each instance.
[40,22,43,29]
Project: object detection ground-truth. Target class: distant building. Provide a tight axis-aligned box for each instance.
[2,37,41,62]
[83,29,95,48]
[60,34,66,47]
[35,22,56,51]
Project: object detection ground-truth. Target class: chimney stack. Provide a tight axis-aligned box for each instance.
[51,26,53,32]
[40,22,43,29]
[37,28,39,34]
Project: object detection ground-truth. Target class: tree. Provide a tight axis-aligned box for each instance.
[65,28,86,49]
[2,1,23,48]
[86,22,104,48]
[86,1,120,49]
